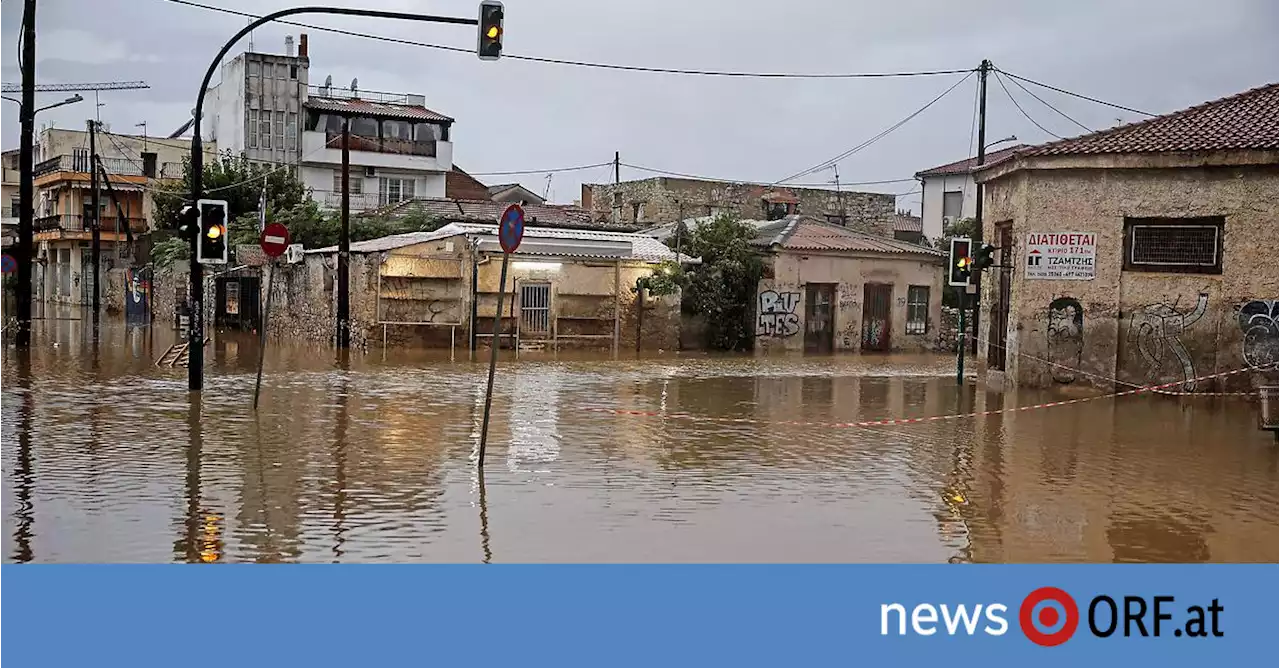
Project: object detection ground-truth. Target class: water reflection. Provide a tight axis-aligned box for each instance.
[2,318,1276,563]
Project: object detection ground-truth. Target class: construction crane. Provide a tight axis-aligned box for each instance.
[0,81,149,93]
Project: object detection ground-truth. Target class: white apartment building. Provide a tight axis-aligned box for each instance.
[202,34,453,213]
[914,144,1025,242]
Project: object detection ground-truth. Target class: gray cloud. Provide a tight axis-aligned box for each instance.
[3,0,1276,212]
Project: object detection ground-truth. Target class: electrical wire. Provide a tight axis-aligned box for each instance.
[619,161,916,188]
[1000,71,1091,134]
[467,162,612,177]
[995,71,1063,140]
[162,0,972,80]
[774,71,976,184]
[995,67,1155,118]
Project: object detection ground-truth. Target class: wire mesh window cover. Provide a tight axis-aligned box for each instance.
[906,285,929,334]
[1130,223,1220,269]
[333,170,363,194]
[520,283,552,336]
[225,282,240,315]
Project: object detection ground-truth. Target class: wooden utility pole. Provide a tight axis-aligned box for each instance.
[336,116,351,349]
[971,59,990,356]
[89,119,102,339]
[15,0,36,348]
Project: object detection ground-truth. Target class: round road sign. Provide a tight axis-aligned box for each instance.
[260,222,291,258]
[498,203,524,254]
[1,253,15,274]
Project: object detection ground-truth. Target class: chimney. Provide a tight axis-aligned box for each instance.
[285,35,294,57]
[298,33,308,57]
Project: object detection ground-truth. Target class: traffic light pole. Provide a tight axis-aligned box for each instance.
[970,59,990,357]
[956,287,966,385]
[89,119,102,341]
[186,6,477,393]
[15,0,36,349]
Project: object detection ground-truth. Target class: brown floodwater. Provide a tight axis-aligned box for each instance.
[3,313,1276,563]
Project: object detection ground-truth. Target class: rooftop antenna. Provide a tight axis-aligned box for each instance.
[323,74,333,96]
[350,77,359,98]
[542,173,553,200]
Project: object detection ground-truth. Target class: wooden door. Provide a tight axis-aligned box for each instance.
[861,283,892,352]
[804,283,835,352]
[988,223,1013,370]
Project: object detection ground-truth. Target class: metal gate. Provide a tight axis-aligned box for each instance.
[519,283,551,338]
[804,283,834,352]
[861,283,892,352]
[988,222,1013,370]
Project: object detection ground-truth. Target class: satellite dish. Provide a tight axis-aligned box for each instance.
[350,78,358,92]
[324,74,332,88]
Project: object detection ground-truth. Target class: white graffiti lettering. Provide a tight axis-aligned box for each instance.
[757,290,800,338]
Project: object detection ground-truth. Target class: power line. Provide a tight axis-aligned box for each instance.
[995,67,1156,117]
[619,161,916,188]
[162,0,972,80]
[468,162,612,177]
[775,71,976,184]
[1001,71,1092,134]
[995,71,1063,139]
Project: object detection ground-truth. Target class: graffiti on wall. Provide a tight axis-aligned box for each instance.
[1237,299,1278,368]
[1046,297,1084,384]
[756,290,800,338]
[1127,293,1208,391]
[125,267,151,323]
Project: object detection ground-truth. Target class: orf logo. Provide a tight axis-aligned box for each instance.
[1020,587,1079,646]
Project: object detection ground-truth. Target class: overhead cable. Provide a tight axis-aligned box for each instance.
[995,67,1155,117]
[994,71,1063,139]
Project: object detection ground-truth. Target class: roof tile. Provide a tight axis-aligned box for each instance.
[303,97,453,122]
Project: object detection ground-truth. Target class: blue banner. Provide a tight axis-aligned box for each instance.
[3,565,1275,666]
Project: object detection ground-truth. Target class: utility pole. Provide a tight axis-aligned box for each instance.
[88,119,102,340]
[336,116,351,350]
[832,164,845,225]
[971,59,990,357]
[614,151,620,185]
[15,0,36,349]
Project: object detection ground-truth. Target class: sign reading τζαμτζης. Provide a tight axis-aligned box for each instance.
[1025,232,1097,280]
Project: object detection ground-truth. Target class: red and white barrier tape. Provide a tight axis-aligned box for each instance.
[583,365,1263,430]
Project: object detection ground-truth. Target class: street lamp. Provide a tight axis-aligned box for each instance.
[983,135,1017,151]
[0,93,83,113]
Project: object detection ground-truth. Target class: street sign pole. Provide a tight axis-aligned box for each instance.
[253,223,290,410]
[478,204,525,470]
[956,287,966,385]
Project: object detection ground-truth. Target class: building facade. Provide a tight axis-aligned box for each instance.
[582,176,896,237]
[31,127,193,305]
[915,144,1024,243]
[974,84,1279,393]
[203,35,310,166]
[751,216,945,354]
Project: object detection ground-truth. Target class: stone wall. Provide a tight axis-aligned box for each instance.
[583,177,895,237]
[979,161,1279,392]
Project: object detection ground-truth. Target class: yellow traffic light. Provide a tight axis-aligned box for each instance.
[956,257,970,268]
[486,25,500,39]
[206,225,223,240]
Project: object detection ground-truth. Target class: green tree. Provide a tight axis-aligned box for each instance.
[664,213,763,350]
[152,151,308,233]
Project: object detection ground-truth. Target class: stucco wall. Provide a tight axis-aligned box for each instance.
[584,177,895,237]
[754,250,945,353]
[979,163,1279,392]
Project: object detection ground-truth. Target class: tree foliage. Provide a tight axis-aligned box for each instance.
[663,213,763,351]
[151,151,308,233]
[936,216,978,308]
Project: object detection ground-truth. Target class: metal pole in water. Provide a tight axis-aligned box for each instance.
[477,251,510,469]
[253,262,275,409]
[956,286,966,385]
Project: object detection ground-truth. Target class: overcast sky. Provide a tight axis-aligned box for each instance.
[2,0,1276,211]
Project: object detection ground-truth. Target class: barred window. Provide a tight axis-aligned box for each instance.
[906,285,929,334]
[1125,217,1223,274]
[332,171,363,195]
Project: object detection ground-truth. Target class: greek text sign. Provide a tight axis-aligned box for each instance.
[1026,232,1096,280]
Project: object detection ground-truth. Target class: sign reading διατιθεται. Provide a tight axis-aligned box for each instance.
[1025,232,1096,280]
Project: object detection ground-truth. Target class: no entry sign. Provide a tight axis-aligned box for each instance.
[498,203,524,254]
[259,222,291,258]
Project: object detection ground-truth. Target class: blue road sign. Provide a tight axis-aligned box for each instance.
[499,203,525,254]
[1,253,15,274]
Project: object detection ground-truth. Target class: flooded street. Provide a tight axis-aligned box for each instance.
[3,316,1276,564]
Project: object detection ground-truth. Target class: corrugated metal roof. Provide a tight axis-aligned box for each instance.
[303,97,453,122]
[308,222,698,263]
[751,215,942,256]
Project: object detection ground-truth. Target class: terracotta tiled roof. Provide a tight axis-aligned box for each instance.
[893,213,923,234]
[915,145,1027,177]
[445,167,492,201]
[750,215,942,257]
[1019,84,1278,157]
[303,97,453,122]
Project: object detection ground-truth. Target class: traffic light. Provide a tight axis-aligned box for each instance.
[949,237,972,287]
[178,204,200,241]
[477,1,504,61]
[196,198,229,265]
[973,243,996,271]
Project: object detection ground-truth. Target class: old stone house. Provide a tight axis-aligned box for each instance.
[582,176,896,237]
[750,215,945,353]
[974,83,1279,392]
[248,223,694,353]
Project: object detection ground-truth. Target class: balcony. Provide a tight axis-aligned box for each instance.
[35,213,148,235]
[321,191,383,211]
[35,155,146,178]
[301,131,452,173]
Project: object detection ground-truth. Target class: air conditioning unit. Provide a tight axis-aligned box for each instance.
[285,244,304,264]
[364,166,376,178]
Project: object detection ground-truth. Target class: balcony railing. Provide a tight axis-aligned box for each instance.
[322,191,383,211]
[323,132,437,157]
[35,213,148,233]
[308,85,417,105]
[34,155,146,178]
[160,161,185,179]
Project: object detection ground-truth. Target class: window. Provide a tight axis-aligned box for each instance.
[277,63,289,79]
[333,171,363,195]
[248,60,260,77]
[942,191,963,222]
[285,112,298,151]
[1124,217,1223,274]
[258,110,272,149]
[379,177,415,205]
[275,111,285,148]
[9,196,19,218]
[225,281,240,315]
[289,64,298,79]
[906,285,929,334]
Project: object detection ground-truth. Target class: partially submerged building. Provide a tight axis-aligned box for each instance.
[749,215,945,353]
[974,83,1279,392]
